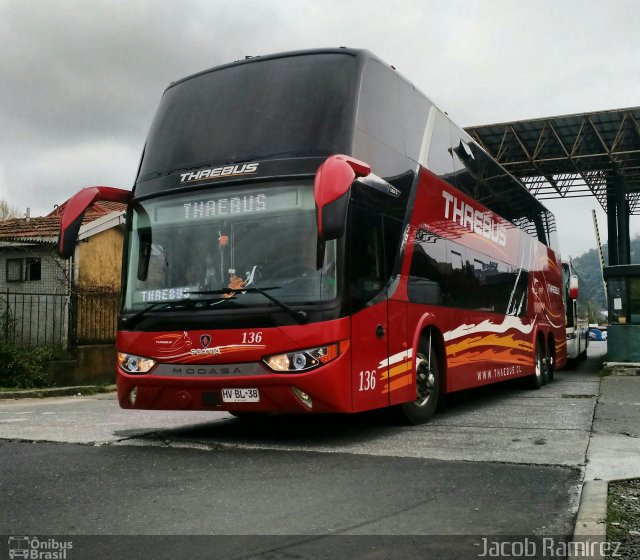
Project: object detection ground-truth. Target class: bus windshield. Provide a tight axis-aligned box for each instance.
[123,183,337,312]
[137,53,357,182]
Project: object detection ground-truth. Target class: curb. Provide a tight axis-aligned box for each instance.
[602,362,640,376]
[0,385,116,400]
[572,480,608,560]
[573,480,608,538]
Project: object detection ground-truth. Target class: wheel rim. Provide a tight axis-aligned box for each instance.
[415,353,435,407]
[535,346,542,380]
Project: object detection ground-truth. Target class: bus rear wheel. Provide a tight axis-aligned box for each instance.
[397,345,440,425]
[547,345,555,382]
[527,340,546,390]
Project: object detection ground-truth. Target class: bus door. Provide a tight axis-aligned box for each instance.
[348,208,402,412]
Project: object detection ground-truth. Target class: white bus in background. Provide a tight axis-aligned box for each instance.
[563,261,589,360]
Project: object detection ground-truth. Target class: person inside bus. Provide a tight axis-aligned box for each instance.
[179,230,219,288]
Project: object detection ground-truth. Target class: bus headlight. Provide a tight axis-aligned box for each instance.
[264,342,342,373]
[118,352,156,374]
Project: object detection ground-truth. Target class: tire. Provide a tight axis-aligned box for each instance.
[541,340,550,385]
[396,342,440,425]
[527,340,545,390]
[578,337,588,360]
[547,343,555,382]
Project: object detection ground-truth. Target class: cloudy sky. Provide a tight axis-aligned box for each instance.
[1,0,638,257]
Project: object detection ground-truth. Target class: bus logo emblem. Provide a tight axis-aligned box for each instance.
[200,335,212,348]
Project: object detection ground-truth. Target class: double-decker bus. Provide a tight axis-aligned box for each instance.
[59,49,566,424]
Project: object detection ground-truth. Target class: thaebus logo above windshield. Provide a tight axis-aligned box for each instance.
[179,163,259,183]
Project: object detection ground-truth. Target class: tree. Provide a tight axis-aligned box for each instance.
[0,199,22,221]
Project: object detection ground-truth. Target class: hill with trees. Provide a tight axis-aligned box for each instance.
[569,235,640,323]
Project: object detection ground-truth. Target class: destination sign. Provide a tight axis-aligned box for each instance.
[154,189,300,223]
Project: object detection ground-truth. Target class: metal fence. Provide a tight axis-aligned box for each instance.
[1,288,120,348]
[0,291,69,348]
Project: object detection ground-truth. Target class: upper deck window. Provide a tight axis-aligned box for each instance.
[138,53,358,182]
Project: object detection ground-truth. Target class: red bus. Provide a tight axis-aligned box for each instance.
[59,49,566,424]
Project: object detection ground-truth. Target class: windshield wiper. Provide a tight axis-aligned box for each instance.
[123,295,250,329]
[189,286,308,325]
[122,299,189,329]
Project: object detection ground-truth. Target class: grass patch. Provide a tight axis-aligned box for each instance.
[0,339,77,389]
[607,478,640,547]
[0,341,54,389]
[599,366,613,378]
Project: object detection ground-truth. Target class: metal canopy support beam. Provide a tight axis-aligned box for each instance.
[607,178,619,266]
[464,107,640,216]
[616,174,631,265]
[465,107,640,269]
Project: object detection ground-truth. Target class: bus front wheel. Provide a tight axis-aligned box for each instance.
[397,344,440,425]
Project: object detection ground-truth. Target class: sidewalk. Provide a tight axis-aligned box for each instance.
[0,385,115,400]
[585,372,640,481]
[573,350,640,551]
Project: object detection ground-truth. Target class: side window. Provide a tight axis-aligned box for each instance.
[409,232,529,315]
[447,245,472,308]
[5,258,41,283]
[349,206,386,310]
[6,258,22,282]
[25,258,41,281]
[507,266,529,317]
[409,229,448,305]
[357,60,404,154]
[427,111,454,176]
[383,216,403,280]
[408,233,472,308]
[357,59,431,161]
[467,250,529,316]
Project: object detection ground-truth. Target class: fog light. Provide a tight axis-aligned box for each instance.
[129,386,138,406]
[291,386,313,409]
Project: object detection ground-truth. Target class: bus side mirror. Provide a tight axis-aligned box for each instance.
[569,275,579,300]
[58,186,132,259]
[314,155,371,243]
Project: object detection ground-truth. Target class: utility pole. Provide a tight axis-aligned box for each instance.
[592,210,608,302]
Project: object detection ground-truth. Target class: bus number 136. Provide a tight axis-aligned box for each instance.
[359,370,377,391]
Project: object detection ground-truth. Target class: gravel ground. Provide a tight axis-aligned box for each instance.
[607,478,640,559]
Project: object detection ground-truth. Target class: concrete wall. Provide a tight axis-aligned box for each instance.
[47,345,116,386]
[607,324,640,362]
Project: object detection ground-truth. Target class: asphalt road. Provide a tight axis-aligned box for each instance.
[0,343,607,559]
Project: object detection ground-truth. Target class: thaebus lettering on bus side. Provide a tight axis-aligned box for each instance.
[441,190,507,247]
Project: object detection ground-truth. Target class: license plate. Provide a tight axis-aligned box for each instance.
[221,388,260,403]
